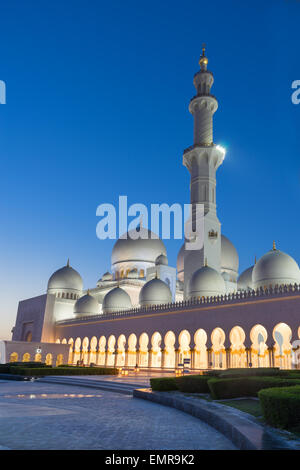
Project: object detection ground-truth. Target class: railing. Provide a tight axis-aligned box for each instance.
[183,143,214,154]
[189,93,217,102]
[56,283,300,326]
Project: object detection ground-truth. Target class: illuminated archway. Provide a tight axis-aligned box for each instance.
[22,353,30,362]
[82,337,89,365]
[164,331,176,368]
[9,352,18,363]
[230,326,246,368]
[45,353,53,366]
[73,337,81,365]
[107,335,116,367]
[116,334,126,367]
[273,323,292,369]
[34,353,42,362]
[250,324,268,368]
[151,332,162,368]
[211,328,225,369]
[68,338,74,364]
[139,333,149,367]
[89,336,98,365]
[98,336,106,366]
[128,334,137,367]
[250,324,268,367]
[194,329,207,369]
[56,354,63,366]
[178,330,191,366]
[25,331,32,342]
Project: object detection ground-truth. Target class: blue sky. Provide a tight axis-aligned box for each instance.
[0,0,299,339]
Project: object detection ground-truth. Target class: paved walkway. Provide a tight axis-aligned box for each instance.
[0,380,236,450]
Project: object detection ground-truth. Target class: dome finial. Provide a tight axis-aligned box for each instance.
[204,257,208,267]
[87,288,90,295]
[273,240,276,251]
[199,43,208,71]
[66,258,70,267]
[255,255,257,265]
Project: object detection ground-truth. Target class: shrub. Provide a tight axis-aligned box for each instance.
[258,386,300,430]
[9,367,118,376]
[175,375,210,393]
[208,376,300,400]
[0,365,10,374]
[216,368,283,379]
[150,377,178,391]
[6,362,49,368]
[203,370,223,377]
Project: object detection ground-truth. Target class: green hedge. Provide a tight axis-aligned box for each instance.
[9,367,118,376]
[150,377,178,391]
[203,370,223,377]
[6,362,49,368]
[150,375,211,393]
[175,375,210,393]
[258,386,300,430]
[208,376,300,400]
[215,368,282,378]
[202,368,300,379]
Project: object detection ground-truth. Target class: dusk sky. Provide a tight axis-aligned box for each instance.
[0,0,299,339]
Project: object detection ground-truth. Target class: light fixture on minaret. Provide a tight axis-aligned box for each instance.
[182,45,226,298]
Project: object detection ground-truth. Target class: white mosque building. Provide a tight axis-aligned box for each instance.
[2,48,300,370]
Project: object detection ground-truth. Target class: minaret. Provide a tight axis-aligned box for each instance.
[183,46,225,298]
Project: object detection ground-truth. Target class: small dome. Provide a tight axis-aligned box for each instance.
[252,245,300,289]
[74,292,99,317]
[221,234,239,275]
[101,272,113,281]
[155,254,168,266]
[188,266,226,299]
[237,266,254,291]
[139,278,172,307]
[111,227,167,267]
[47,262,83,293]
[102,287,132,314]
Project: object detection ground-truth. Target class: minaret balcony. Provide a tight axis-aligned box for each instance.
[189,94,218,115]
[190,92,217,102]
[183,144,225,172]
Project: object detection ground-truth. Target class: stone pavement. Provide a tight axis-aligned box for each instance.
[0,380,236,450]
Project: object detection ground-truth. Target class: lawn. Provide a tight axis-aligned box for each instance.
[218,398,262,418]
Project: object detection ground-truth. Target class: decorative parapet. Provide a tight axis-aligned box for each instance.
[55,283,300,326]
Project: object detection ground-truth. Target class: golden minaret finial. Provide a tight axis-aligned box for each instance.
[66,258,70,267]
[87,289,90,295]
[204,257,208,267]
[273,240,276,251]
[199,43,208,71]
[254,255,257,265]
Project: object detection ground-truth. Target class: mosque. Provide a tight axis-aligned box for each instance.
[2,48,300,370]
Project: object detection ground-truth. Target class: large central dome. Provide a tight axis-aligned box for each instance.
[111,227,167,267]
